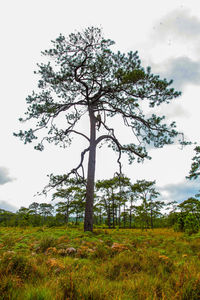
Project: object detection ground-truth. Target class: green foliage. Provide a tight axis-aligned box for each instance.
[38,235,56,252]
[178,197,200,213]
[2,234,17,249]
[131,180,163,229]
[174,213,200,235]
[187,146,200,180]
[0,253,40,280]
[0,227,200,299]
[23,287,53,300]
[95,175,131,228]
[174,198,200,235]
[0,275,20,300]
[184,214,199,235]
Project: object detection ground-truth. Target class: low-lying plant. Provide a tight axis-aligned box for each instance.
[0,227,200,299]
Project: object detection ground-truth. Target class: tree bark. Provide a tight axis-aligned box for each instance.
[112,188,115,228]
[99,207,102,225]
[108,204,111,229]
[84,109,96,232]
[123,202,126,228]
[150,208,153,229]
[129,210,132,229]
[118,204,121,227]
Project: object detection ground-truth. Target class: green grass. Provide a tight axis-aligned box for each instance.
[0,227,200,299]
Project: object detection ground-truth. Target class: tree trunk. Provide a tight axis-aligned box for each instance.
[150,208,153,229]
[123,203,126,228]
[118,204,121,227]
[84,109,96,232]
[112,189,115,228]
[108,204,111,229]
[115,206,118,226]
[65,202,69,224]
[129,198,133,229]
[65,212,69,224]
[75,212,78,225]
[129,209,132,229]
[99,207,102,225]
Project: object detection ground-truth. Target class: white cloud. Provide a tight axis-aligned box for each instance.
[153,9,200,40]
[151,56,200,90]
[158,179,200,204]
[0,200,17,212]
[0,167,15,185]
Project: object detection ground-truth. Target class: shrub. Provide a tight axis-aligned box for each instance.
[2,235,16,249]
[92,243,112,259]
[23,287,53,300]
[0,253,40,280]
[174,214,200,235]
[0,275,21,300]
[38,236,56,252]
[58,274,79,300]
[184,214,199,235]
[105,252,142,280]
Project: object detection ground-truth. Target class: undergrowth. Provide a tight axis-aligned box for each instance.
[0,227,200,299]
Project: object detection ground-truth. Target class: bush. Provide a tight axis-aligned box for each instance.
[23,287,53,300]
[38,236,56,252]
[184,214,199,235]
[174,214,200,235]
[0,253,40,280]
[0,275,21,300]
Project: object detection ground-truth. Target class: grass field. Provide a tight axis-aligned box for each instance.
[0,226,200,299]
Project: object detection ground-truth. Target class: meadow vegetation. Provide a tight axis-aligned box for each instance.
[1,226,200,299]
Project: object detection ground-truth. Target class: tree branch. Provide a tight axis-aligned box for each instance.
[44,146,90,192]
[65,129,90,142]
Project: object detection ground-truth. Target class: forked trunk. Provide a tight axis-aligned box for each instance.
[84,109,96,232]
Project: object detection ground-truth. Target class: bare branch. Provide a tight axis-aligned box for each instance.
[45,146,90,191]
[65,129,90,142]
[96,134,147,159]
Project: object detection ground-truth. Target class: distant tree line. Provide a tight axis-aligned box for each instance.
[1,175,200,233]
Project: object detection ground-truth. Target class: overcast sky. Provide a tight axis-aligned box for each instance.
[1,0,200,212]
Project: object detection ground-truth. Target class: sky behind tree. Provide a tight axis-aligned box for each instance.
[1,0,200,211]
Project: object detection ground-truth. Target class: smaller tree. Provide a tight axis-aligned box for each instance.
[165,201,178,227]
[53,178,86,225]
[96,175,130,228]
[117,176,131,228]
[93,196,105,225]
[55,201,71,224]
[71,188,86,225]
[0,209,15,226]
[53,187,76,224]
[131,180,162,229]
[174,197,200,234]
[184,214,199,235]
[128,194,137,228]
[178,197,200,215]
[16,207,30,227]
[39,203,54,217]
[28,202,41,226]
[96,178,117,228]
[28,202,40,215]
[39,203,54,225]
